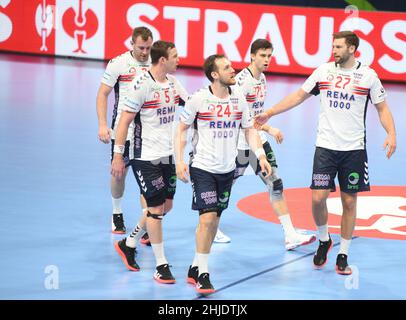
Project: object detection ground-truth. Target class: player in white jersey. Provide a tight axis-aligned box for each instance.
[175,54,272,294]
[96,27,152,236]
[112,40,188,284]
[255,31,396,275]
[230,38,316,249]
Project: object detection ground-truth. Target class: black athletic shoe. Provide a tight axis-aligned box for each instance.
[112,213,126,234]
[187,266,199,285]
[336,254,352,275]
[313,235,333,268]
[196,273,215,294]
[140,232,151,246]
[114,238,139,271]
[154,264,176,284]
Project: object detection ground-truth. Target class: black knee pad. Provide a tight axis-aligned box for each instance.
[273,178,283,192]
[146,211,164,220]
[198,208,218,216]
[270,178,284,201]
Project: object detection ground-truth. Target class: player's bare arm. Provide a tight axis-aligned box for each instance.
[244,127,272,178]
[254,88,311,128]
[96,83,113,143]
[261,124,284,144]
[111,111,135,179]
[174,121,191,183]
[375,100,397,159]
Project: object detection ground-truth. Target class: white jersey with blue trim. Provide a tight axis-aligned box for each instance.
[235,67,268,150]
[180,86,253,174]
[302,61,387,151]
[123,71,188,161]
[101,51,151,140]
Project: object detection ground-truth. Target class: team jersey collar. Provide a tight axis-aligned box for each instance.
[246,66,261,80]
[208,85,232,98]
[148,71,168,83]
[246,67,254,78]
[335,60,361,71]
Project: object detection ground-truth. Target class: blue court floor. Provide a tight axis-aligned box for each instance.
[0,53,405,300]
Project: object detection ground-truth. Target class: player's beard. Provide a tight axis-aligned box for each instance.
[220,76,235,87]
[133,50,148,62]
[335,52,350,65]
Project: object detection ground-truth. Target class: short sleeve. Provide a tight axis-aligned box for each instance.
[239,79,251,97]
[180,94,199,125]
[241,98,253,129]
[123,79,147,113]
[173,77,189,106]
[101,58,121,87]
[369,72,387,104]
[302,66,322,95]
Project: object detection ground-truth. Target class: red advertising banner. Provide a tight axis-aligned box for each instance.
[0,0,56,55]
[1,0,405,82]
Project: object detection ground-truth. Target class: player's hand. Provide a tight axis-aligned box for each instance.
[254,112,271,129]
[267,126,284,144]
[383,133,396,159]
[176,161,189,183]
[98,125,111,144]
[111,155,125,179]
[259,157,272,179]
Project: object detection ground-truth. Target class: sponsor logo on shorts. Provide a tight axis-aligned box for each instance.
[266,151,275,162]
[313,173,331,187]
[348,172,359,190]
[169,175,177,187]
[168,175,177,193]
[201,191,217,205]
[152,176,165,191]
[218,191,230,209]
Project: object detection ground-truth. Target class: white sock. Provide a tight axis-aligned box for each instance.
[197,253,209,275]
[151,242,168,267]
[192,253,199,268]
[126,224,146,248]
[278,214,296,237]
[317,224,329,242]
[112,197,123,214]
[339,238,351,255]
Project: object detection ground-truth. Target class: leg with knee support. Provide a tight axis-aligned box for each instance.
[271,178,284,201]
[261,172,284,202]
[199,208,219,216]
[146,211,164,220]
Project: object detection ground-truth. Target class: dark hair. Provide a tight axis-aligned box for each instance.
[203,54,225,82]
[250,38,273,55]
[131,26,153,42]
[333,31,359,51]
[150,40,175,64]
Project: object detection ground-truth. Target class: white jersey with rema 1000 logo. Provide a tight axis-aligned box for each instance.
[180,86,253,174]
[123,71,188,161]
[101,51,151,140]
[302,61,387,151]
[235,67,268,150]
